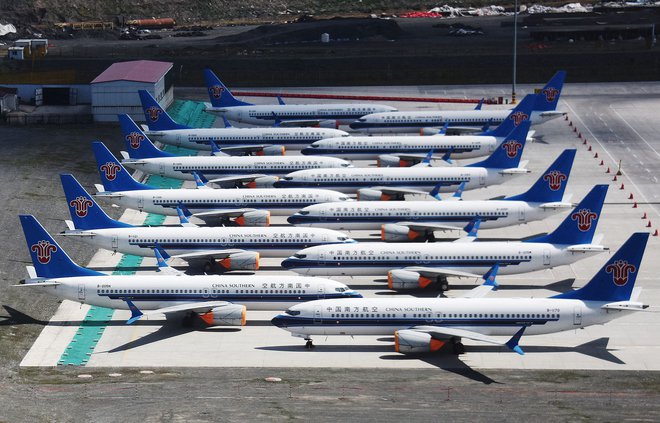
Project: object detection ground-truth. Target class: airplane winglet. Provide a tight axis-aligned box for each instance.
[125,299,143,325]
[209,139,227,157]
[429,183,443,201]
[271,112,283,127]
[474,98,484,110]
[154,243,171,260]
[440,147,454,165]
[483,263,499,288]
[438,122,449,135]
[221,116,233,128]
[176,205,192,226]
[452,181,466,200]
[505,326,527,355]
[277,96,286,105]
[481,118,493,133]
[191,172,209,189]
[464,217,481,238]
[416,150,433,167]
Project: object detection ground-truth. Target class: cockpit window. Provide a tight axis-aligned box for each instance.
[311,144,319,148]
[358,118,366,122]
[293,253,307,259]
[298,210,310,216]
[285,309,301,316]
[283,176,293,181]
[335,287,347,292]
[338,237,348,241]
[338,196,349,201]
[341,163,350,167]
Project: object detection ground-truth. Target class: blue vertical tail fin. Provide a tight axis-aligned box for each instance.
[504,149,576,203]
[60,174,133,230]
[119,114,174,159]
[486,94,535,138]
[20,215,103,278]
[526,184,608,245]
[203,68,253,108]
[468,120,530,169]
[92,141,155,192]
[138,90,189,131]
[553,232,648,302]
[534,71,566,112]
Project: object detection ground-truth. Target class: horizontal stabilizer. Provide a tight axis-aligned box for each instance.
[566,244,608,253]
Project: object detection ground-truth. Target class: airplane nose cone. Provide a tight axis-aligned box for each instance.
[348,121,360,130]
[300,147,313,155]
[346,291,363,298]
[280,258,296,269]
[287,215,302,225]
[271,315,287,328]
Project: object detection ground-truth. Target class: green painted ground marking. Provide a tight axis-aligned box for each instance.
[57,100,212,365]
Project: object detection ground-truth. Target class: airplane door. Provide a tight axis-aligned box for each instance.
[203,288,210,299]
[111,236,118,252]
[573,306,582,326]
[317,285,325,299]
[138,196,144,211]
[543,249,551,266]
[318,208,327,222]
[319,251,326,266]
[518,206,525,222]
[77,284,85,301]
[313,305,322,324]
[479,174,486,186]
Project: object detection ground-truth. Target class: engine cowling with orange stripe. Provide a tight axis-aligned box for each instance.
[394,330,445,354]
[245,176,278,188]
[235,210,270,227]
[381,224,427,242]
[388,269,440,290]
[216,251,260,271]
[198,304,247,326]
[356,188,404,201]
[377,154,414,168]
[420,127,442,136]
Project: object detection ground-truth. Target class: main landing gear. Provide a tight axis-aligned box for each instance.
[304,337,315,349]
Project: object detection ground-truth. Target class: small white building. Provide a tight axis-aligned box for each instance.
[91,60,173,122]
[8,46,24,60]
[0,86,18,114]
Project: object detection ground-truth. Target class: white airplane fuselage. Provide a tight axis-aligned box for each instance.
[301,135,499,160]
[26,275,360,311]
[94,188,352,216]
[350,109,564,134]
[281,242,603,276]
[65,226,356,258]
[144,127,350,151]
[287,200,570,230]
[123,156,352,181]
[274,167,523,193]
[272,297,629,337]
[206,103,397,126]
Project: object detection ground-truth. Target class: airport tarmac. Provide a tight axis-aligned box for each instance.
[16,81,660,372]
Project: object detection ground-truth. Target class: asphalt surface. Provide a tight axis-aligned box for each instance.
[3,81,660,420]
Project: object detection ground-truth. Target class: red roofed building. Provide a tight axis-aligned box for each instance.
[91,60,174,122]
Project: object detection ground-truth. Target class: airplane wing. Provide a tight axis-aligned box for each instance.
[171,249,247,262]
[275,119,329,128]
[192,208,257,219]
[140,300,232,319]
[218,145,280,156]
[370,186,431,196]
[395,222,462,232]
[411,326,512,346]
[402,266,483,279]
[206,174,271,184]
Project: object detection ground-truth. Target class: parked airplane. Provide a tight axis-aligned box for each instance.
[92,142,351,224]
[60,174,356,272]
[349,71,566,133]
[272,232,648,353]
[282,185,608,291]
[138,90,350,152]
[274,120,531,193]
[202,68,397,127]
[16,215,362,327]
[288,149,576,239]
[119,114,352,185]
[301,94,535,163]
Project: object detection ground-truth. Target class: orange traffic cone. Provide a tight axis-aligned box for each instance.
[588,145,592,152]
[633,202,638,208]
[599,160,604,166]
[620,183,625,190]
[642,212,647,219]
[628,193,634,200]
[613,175,618,181]
[647,220,652,228]
[606,167,611,173]
[653,229,659,237]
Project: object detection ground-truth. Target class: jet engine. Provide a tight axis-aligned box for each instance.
[234,210,270,227]
[217,251,260,271]
[198,304,247,326]
[394,330,445,354]
[420,127,443,136]
[381,224,425,242]
[258,145,286,156]
[356,188,404,201]
[246,176,278,188]
[388,269,436,290]
[317,120,340,129]
[377,155,413,168]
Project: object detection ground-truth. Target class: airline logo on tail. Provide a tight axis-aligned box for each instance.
[571,208,598,231]
[501,140,523,158]
[100,162,121,181]
[209,85,224,99]
[606,260,636,286]
[31,240,57,264]
[146,106,162,122]
[543,170,567,191]
[509,111,529,126]
[542,87,560,102]
[69,196,93,217]
[126,132,145,149]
